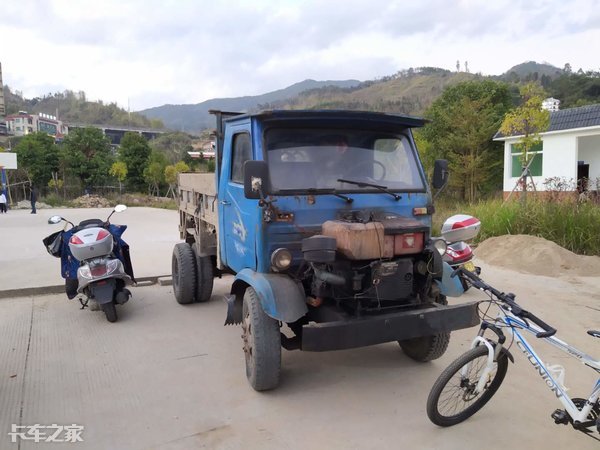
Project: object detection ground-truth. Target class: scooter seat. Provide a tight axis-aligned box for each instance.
[78,218,105,228]
[587,330,600,339]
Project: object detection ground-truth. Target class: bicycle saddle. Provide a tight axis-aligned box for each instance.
[587,330,600,339]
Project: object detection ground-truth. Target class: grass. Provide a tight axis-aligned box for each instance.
[433,197,600,256]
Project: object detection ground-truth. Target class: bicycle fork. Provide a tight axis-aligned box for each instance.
[462,322,508,395]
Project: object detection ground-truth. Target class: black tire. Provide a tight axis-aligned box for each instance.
[172,243,197,305]
[398,295,450,362]
[101,302,118,323]
[241,288,281,391]
[192,249,214,303]
[427,345,509,427]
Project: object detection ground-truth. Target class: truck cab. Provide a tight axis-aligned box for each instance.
[173,110,478,391]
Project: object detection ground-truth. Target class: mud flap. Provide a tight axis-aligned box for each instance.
[224,294,242,325]
[89,280,116,304]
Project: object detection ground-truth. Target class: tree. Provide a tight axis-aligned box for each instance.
[118,132,151,191]
[143,150,168,196]
[499,83,550,204]
[110,161,128,194]
[164,161,190,198]
[14,132,60,188]
[61,127,114,190]
[420,80,513,201]
[149,132,193,163]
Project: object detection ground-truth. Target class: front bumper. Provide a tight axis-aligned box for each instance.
[300,301,479,351]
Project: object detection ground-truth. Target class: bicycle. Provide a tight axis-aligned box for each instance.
[426,267,600,442]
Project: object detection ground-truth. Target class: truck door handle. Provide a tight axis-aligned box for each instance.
[220,200,231,205]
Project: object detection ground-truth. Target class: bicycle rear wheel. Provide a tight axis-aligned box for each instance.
[427,345,509,427]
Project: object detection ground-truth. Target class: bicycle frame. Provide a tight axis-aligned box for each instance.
[468,311,600,427]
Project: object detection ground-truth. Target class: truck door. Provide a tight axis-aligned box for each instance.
[218,128,257,273]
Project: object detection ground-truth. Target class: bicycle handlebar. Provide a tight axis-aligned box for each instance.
[452,267,557,338]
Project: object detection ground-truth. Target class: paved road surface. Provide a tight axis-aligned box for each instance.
[1,264,598,449]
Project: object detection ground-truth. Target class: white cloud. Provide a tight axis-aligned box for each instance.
[0,0,598,111]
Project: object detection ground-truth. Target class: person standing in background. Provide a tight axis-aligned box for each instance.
[30,184,37,214]
[0,191,7,213]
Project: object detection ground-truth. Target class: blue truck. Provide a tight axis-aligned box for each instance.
[172,109,478,391]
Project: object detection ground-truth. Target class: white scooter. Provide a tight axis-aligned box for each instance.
[46,205,134,322]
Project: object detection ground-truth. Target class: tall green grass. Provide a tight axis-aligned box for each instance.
[433,197,600,256]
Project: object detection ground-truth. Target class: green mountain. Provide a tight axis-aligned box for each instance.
[5,60,599,135]
[138,79,360,132]
[3,87,164,129]
[501,61,563,80]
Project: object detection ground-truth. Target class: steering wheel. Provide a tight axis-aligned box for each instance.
[349,160,386,181]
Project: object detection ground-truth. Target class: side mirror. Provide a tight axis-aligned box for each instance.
[48,215,63,224]
[114,204,127,213]
[432,159,449,190]
[243,160,271,200]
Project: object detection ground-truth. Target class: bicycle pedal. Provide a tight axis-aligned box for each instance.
[551,409,569,425]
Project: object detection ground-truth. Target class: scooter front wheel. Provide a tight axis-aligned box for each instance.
[101,303,118,323]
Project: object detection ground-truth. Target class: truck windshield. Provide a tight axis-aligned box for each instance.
[264,127,425,193]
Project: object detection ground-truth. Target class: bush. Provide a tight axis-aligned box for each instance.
[434,197,600,256]
[41,193,73,208]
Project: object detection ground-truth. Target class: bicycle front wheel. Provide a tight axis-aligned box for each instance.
[427,345,509,427]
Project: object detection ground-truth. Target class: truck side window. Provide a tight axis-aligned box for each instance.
[231,133,252,184]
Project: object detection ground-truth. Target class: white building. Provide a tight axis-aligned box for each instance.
[5,111,67,139]
[494,104,600,197]
[542,97,561,112]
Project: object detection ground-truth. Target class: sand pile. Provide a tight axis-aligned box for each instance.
[475,234,600,277]
[72,195,112,208]
[14,200,51,209]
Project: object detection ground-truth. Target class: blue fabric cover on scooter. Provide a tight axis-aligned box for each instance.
[59,224,132,280]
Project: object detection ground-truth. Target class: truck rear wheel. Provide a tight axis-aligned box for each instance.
[172,243,197,305]
[242,287,281,391]
[193,249,214,303]
[398,294,450,362]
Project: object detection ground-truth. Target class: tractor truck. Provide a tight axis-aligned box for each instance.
[172,109,479,391]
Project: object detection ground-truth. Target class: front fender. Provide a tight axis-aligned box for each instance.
[232,269,308,323]
[435,262,466,298]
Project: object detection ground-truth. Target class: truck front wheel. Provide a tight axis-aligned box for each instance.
[241,287,281,391]
[398,294,450,362]
[172,243,197,305]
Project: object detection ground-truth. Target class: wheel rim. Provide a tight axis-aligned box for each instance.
[436,353,498,417]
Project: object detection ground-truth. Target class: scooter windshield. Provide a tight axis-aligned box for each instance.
[265,127,426,193]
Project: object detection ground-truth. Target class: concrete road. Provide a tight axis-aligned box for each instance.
[1,265,598,450]
[0,207,180,292]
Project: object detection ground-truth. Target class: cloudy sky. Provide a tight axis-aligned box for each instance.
[1,0,599,111]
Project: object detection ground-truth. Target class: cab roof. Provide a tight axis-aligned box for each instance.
[209,109,428,128]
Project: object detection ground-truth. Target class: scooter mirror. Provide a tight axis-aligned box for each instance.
[48,215,63,224]
[114,204,127,213]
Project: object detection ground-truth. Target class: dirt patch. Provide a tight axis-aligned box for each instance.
[475,234,600,277]
[72,195,112,208]
[14,200,51,209]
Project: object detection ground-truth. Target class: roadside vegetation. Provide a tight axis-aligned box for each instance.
[2,128,212,208]
[433,196,600,256]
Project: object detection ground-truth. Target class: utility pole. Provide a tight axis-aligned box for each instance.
[0,61,5,117]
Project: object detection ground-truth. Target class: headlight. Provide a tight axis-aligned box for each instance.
[431,239,447,256]
[271,248,292,271]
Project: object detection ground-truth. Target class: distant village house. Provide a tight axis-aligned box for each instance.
[494,102,600,198]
